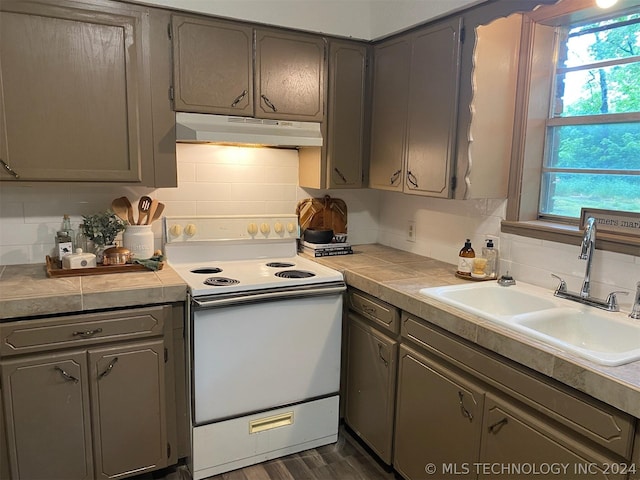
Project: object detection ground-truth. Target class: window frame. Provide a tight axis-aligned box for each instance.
[503,0,640,256]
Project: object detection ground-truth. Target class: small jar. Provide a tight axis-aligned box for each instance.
[123,225,154,260]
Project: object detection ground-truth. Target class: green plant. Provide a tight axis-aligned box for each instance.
[81,211,126,246]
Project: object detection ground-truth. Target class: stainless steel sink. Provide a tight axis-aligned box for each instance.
[420,281,640,366]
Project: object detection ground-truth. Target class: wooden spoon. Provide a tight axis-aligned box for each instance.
[111,197,132,224]
[137,196,152,225]
[148,202,165,224]
[145,199,159,225]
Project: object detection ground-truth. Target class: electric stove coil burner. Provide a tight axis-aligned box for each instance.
[203,277,240,286]
[275,270,316,279]
[266,262,296,268]
[191,267,223,274]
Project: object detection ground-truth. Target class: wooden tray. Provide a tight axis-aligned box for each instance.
[455,272,497,282]
[45,255,163,278]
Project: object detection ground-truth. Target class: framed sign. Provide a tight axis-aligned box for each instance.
[580,208,640,237]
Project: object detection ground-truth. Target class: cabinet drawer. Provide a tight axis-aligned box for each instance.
[402,313,636,459]
[347,289,399,334]
[0,306,166,356]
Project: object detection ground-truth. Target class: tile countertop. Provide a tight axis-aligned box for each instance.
[309,244,640,420]
[0,245,638,420]
[0,263,187,320]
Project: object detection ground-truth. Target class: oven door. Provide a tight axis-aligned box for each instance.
[191,284,344,426]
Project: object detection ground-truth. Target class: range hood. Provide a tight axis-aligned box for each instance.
[175,112,323,147]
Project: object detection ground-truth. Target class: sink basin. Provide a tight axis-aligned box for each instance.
[420,281,640,366]
[420,282,559,320]
[512,309,640,366]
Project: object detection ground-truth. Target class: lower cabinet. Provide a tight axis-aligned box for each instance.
[394,345,483,480]
[345,313,397,464]
[0,305,181,480]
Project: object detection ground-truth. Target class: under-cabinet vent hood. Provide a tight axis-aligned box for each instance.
[175,112,323,147]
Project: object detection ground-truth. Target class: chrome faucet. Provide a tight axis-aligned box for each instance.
[579,217,596,298]
[630,282,640,319]
[551,217,627,312]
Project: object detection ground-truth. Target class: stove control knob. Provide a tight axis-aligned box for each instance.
[247,223,258,236]
[274,222,284,234]
[287,222,296,234]
[260,223,271,235]
[169,224,183,237]
[185,224,197,237]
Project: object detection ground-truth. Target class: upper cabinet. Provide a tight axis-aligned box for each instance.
[300,39,368,189]
[0,1,176,186]
[171,18,326,123]
[171,16,253,116]
[255,29,326,122]
[369,17,462,198]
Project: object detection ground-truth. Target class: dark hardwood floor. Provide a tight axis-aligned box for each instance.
[150,427,400,480]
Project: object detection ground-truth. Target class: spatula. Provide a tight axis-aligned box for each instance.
[137,196,152,225]
[145,199,159,225]
[147,202,165,224]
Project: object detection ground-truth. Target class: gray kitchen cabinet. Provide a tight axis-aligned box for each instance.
[369,35,411,192]
[394,344,484,480]
[0,305,180,480]
[255,28,326,122]
[0,0,176,186]
[345,314,398,464]
[369,17,462,197]
[344,289,400,465]
[299,39,368,189]
[171,15,253,116]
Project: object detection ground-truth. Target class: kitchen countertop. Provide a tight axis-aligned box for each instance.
[1,245,638,420]
[310,244,640,420]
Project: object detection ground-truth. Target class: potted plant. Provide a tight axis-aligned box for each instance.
[81,211,126,260]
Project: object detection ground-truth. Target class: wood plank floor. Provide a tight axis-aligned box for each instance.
[149,427,401,480]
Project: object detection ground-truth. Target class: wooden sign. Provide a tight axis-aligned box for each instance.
[580,208,640,237]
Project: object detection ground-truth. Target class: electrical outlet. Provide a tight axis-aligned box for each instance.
[407,220,416,242]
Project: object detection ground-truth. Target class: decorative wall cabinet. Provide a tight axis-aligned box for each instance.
[0,1,176,186]
[369,17,462,198]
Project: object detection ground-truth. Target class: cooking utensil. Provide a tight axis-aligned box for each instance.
[304,228,334,244]
[111,197,132,224]
[145,199,159,225]
[137,196,152,225]
[148,202,165,224]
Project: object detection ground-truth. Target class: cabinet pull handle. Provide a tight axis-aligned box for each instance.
[0,159,20,179]
[99,357,119,379]
[72,328,103,338]
[488,417,508,434]
[458,391,473,422]
[362,305,377,315]
[231,89,247,107]
[261,94,277,112]
[390,169,401,185]
[334,167,348,183]
[55,366,79,383]
[407,170,419,188]
[377,343,389,367]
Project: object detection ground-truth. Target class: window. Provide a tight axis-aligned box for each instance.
[503,0,640,256]
[540,12,640,220]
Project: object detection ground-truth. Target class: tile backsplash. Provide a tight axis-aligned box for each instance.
[0,143,637,311]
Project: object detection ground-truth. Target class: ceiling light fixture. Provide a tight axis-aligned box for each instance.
[596,0,618,8]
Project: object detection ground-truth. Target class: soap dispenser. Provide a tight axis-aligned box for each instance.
[482,239,499,279]
[456,239,475,277]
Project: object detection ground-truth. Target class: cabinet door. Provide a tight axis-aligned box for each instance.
[345,314,397,464]
[255,29,325,121]
[369,36,411,191]
[480,393,627,480]
[1,351,93,480]
[172,15,253,115]
[89,339,167,479]
[394,345,483,480]
[405,17,462,198]
[0,2,151,182]
[326,40,367,189]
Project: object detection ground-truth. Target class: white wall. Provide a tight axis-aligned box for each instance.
[377,190,640,312]
[131,0,483,40]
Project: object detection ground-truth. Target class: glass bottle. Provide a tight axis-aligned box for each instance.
[55,214,75,261]
[482,239,499,279]
[76,224,88,253]
[456,239,475,276]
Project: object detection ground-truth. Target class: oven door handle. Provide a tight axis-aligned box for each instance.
[192,282,346,308]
